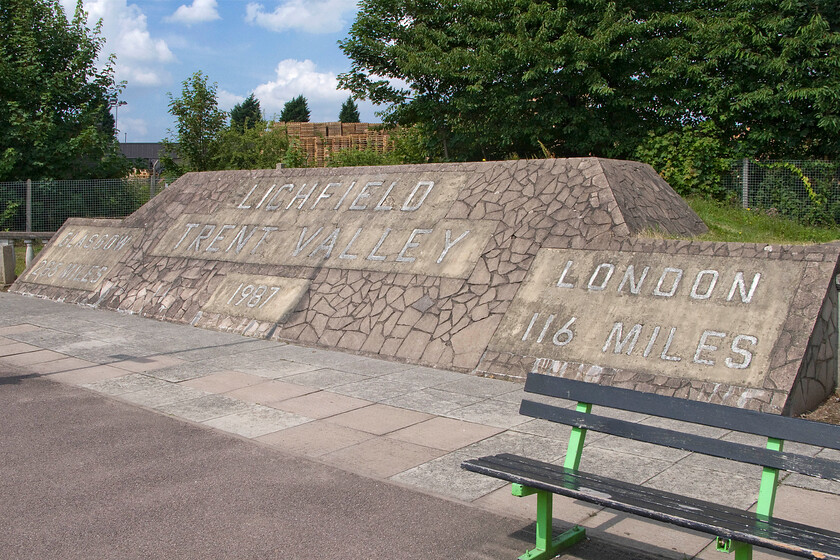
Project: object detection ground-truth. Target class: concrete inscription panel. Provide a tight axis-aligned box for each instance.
[492,248,803,388]
[202,273,310,323]
[19,224,140,290]
[150,174,495,279]
[11,158,838,414]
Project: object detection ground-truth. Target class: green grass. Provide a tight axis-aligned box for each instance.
[685,197,840,244]
[13,241,43,277]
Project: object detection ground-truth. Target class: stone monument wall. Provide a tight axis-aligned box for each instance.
[12,158,839,414]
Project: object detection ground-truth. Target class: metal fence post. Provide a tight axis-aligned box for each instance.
[741,158,749,208]
[26,178,32,232]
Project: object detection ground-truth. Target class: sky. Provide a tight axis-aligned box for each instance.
[59,0,383,143]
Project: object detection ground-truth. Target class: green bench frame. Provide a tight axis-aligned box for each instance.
[462,373,840,560]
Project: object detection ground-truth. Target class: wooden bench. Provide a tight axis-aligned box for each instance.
[461,373,840,560]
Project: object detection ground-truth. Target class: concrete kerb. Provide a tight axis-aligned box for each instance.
[1,291,838,560]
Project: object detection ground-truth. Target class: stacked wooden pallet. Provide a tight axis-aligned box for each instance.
[274,122,394,167]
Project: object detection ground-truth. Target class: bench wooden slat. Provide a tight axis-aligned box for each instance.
[525,374,840,451]
[520,400,840,482]
[462,453,840,560]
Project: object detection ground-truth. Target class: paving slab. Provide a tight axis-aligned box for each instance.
[381,386,484,415]
[283,367,370,388]
[388,416,504,452]
[110,354,188,373]
[321,436,446,479]
[201,404,312,438]
[47,364,132,385]
[225,379,318,404]
[0,323,40,335]
[0,348,66,366]
[444,397,531,429]
[256,421,375,458]
[271,390,372,418]
[331,376,426,401]
[156,394,253,422]
[324,403,433,435]
[181,370,268,393]
[0,341,41,357]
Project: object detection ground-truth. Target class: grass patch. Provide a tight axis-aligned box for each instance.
[13,241,43,277]
[686,197,840,244]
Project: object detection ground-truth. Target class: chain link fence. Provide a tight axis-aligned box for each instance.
[0,178,157,233]
[723,159,840,226]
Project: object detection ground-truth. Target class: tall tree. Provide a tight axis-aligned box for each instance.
[338,96,361,123]
[163,71,227,173]
[280,95,311,122]
[660,0,840,159]
[0,0,129,180]
[339,0,840,161]
[230,93,262,131]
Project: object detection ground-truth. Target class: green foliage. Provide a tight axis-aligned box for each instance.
[1,200,20,231]
[634,123,736,199]
[326,148,400,167]
[745,161,840,227]
[282,138,311,168]
[340,0,840,162]
[338,96,361,123]
[659,0,840,159]
[0,0,130,180]
[686,196,840,244]
[325,126,430,167]
[213,122,289,170]
[163,71,227,173]
[230,93,261,131]
[280,95,311,123]
[339,0,682,161]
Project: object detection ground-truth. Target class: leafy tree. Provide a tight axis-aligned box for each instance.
[0,0,129,180]
[339,0,840,161]
[280,95,311,122]
[338,96,361,123]
[634,122,737,199]
[658,0,840,159]
[213,121,290,170]
[230,93,262,131]
[163,71,227,173]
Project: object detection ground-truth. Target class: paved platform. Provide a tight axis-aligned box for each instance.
[1,291,838,559]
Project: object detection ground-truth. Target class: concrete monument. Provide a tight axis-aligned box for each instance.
[11,158,838,414]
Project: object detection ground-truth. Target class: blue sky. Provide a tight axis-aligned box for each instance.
[61,0,382,142]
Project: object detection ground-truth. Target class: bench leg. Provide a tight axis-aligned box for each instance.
[716,538,752,560]
[513,484,586,560]
[732,541,752,560]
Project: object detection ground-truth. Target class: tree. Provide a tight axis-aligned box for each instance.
[0,0,129,180]
[213,121,290,170]
[658,0,840,159]
[230,93,261,131]
[338,96,360,123]
[163,71,227,173]
[339,0,676,160]
[280,95,310,122]
[339,0,840,161]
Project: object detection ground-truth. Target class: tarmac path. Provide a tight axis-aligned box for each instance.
[0,365,671,560]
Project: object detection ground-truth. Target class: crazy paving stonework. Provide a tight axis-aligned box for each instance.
[11,158,839,414]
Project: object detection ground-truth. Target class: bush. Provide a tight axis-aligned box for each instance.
[634,123,735,199]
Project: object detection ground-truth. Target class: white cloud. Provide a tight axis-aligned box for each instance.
[253,59,347,120]
[245,0,358,34]
[64,0,175,87]
[166,0,221,25]
[119,117,148,140]
[218,90,246,111]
